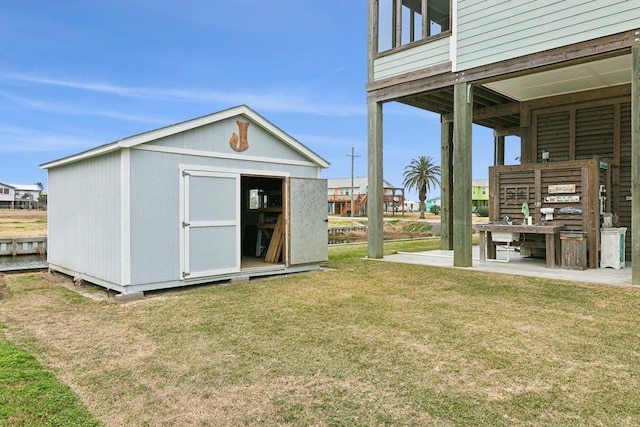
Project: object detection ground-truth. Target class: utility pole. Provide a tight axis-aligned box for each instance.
[346,147,361,217]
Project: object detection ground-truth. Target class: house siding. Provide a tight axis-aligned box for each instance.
[373,36,450,81]
[47,151,122,286]
[0,184,13,202]
[456,0,640,71]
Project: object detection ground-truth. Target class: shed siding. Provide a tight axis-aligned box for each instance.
[145,116,315,166]
[47,151,122,285]
[373,36,450,80]
[129,150,180,286]
[128,144,319,287]
[457,0,640,71]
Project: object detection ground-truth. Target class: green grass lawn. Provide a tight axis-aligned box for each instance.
[0,329,101,427]
[1,241,639,426]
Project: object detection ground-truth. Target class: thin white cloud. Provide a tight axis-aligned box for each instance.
[294,133,366,149]
[0,72,366,117]
[321,65,349,79]
[0,91,168,125]
[0,124,97,153]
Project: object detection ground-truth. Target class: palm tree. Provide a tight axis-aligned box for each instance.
[403,156,441,219]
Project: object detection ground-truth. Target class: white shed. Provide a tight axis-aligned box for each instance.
[41,105,330,295]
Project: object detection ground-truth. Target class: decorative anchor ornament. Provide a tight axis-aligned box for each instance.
[229,120,250,152]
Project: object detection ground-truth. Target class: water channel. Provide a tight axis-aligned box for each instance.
[0,254,48,272]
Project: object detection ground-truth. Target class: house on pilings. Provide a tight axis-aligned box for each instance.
[366,1,640,284]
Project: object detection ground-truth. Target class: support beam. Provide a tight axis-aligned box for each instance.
[493,127,521,137]
[632,45,640,286]
[519,103,532,164]
[441,119,454,250]
[367,101,384,259]
[494,134,505,166]
[453,82,473,266]
[442,102,520,123]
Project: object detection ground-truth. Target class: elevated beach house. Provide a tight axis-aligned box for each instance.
[366,1,640,284]
[41,105,329,295]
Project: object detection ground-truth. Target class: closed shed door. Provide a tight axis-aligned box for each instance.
[289,178,328,265]
[181,170,240,279]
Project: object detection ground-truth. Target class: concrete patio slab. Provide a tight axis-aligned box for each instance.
[377,246,634,288]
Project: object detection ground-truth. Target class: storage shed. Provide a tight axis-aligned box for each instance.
[41,105,330,295]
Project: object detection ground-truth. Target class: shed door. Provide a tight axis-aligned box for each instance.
[181,170,240,279]
[289,178,328,265]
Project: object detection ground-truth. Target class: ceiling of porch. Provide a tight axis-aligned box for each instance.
[484,54,631,101]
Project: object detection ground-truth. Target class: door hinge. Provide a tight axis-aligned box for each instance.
[183,271,190,278]
[182,221,190,227]
[182,170,190,177]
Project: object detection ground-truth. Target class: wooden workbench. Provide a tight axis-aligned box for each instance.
[476,222,566,268]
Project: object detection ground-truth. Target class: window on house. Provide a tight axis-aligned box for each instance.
[482,188,487,195]
[377,0,451,53]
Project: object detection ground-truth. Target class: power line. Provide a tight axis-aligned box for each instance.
[346,147,361,217]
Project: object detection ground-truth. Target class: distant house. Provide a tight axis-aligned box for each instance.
[327,177,404,216]
[0,183,42,209]
[472,180,489,210]
[404,200,420,212]
[425,198,441,212]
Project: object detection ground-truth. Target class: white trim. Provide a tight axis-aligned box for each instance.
[179,167,187,279]
[41,144,121,170]
[41,105,330,169]
[135,144,318,168]
[120,148,131,286]
[451,0,458,72]
[189,220,237,227]
[178,163,290,178]
[179,168,242,280]
[283,176,290,265]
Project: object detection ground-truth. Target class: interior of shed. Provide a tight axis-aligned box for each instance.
[240,176,285,268]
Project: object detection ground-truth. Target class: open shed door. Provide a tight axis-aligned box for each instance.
[288,178,328,265]
[181,170,240,279]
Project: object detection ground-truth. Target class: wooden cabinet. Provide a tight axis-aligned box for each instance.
[489,158,616,268]
[257,190,282,228]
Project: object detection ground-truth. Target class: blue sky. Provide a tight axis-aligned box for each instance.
[1,1,515,200]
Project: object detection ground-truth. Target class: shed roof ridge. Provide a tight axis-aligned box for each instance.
[41,105,329,169]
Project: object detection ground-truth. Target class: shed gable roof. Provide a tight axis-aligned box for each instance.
[41,105,329,169]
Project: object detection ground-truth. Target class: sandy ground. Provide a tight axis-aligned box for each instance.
[0,209,47,237]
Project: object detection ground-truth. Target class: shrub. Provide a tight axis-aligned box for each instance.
[476,206,489,217]
[429,205,441,215]
[402,222,433,233]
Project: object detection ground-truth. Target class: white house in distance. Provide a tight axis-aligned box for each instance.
[0,183,42,209]
[404,200,420,212]
[41,105,330,296]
